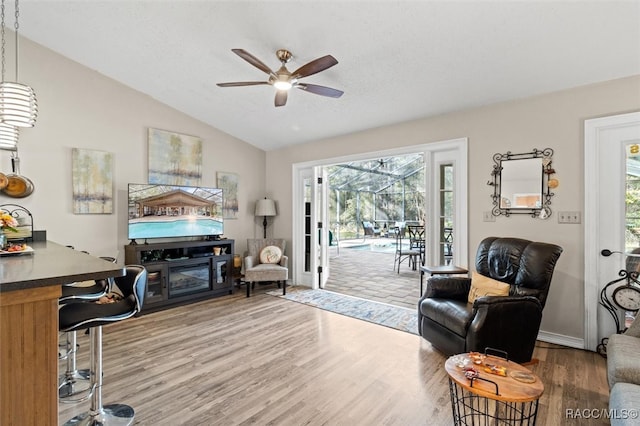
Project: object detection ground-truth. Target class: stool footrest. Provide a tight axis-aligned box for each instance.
[63,403,135,426]
[59,382,95,404]
[59,368,92,402]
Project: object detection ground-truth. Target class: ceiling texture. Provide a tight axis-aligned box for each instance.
[13,1,640,151]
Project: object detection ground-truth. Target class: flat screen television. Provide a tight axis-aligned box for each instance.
[127,183,224,241]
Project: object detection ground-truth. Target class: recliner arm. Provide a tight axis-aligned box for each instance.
[472,295,542,310]
[423,276,471,301]
[467,296,543,363]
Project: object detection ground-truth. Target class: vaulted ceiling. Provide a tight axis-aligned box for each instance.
[14,1,640,151]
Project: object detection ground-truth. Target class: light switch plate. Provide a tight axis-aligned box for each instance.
[483,211,496,222]
[558,211,581,224]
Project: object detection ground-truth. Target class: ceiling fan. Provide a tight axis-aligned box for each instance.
[217,48,344,107]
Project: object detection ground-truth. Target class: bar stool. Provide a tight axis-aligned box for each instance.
[58,256,117,401]
[59,264,146,426]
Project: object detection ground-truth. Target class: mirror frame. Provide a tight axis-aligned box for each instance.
[488,148,555,218]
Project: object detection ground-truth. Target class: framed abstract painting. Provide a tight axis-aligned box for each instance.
[148,128,203,185]
[217,171,239,219]
[72,148,114,214]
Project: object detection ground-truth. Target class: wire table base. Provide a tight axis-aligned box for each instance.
[448,379,539,425]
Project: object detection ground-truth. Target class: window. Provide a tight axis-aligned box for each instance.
[626,143,640,251]
[440,164,454,264]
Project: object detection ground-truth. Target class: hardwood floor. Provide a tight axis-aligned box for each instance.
[58,292,610,425]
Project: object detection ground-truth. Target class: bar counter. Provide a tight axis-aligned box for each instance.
[0,240,125,426]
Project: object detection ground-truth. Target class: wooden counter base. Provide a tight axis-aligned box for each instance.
[0,240,125,426]
[0,285,61,426]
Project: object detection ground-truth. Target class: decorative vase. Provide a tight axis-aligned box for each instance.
[0,233,6,250]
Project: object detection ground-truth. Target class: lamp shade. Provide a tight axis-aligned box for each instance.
[0,122,18,151]
[255,198,277,217]
[0,82,38,128]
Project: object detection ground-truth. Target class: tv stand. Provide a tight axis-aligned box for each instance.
[124,239,234,313]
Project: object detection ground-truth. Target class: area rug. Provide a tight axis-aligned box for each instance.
[268,289,418,335]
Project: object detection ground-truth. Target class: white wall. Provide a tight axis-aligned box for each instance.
[0,34,266,260]
[8,30,640,343]
[266,75,640,342]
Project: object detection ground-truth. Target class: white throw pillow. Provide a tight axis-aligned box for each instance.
[260,245,282,264]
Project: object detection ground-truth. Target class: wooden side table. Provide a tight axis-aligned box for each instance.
[419,264,468,295]
[444,353,544,425]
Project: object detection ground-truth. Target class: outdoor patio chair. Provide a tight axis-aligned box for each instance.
[443,227,453,265]
[362,221,381,239]
[407,225,425,266]
[393,226,421,273]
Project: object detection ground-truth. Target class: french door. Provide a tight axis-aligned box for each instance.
[292,138,468,289]
[584,112,640,350]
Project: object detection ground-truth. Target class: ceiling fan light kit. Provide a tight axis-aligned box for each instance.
[217,48,343,107]
[273,74,293,91]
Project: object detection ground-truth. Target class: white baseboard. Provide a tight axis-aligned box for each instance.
[537,330,585,349]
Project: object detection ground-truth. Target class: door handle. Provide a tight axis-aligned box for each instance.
[601,249,640,257]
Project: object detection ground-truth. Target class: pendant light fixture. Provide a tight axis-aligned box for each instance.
[0,0,37,129]
[0,1,16,150]
[0,122,18,150]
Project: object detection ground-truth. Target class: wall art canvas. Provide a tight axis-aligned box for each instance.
[217,171,239,219]
[72,148,114,214]
[148,128,202,185]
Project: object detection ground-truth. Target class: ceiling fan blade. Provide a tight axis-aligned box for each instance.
[275,90,288,107]
[217,81,270,87]
[292,55,338,78]
[296,83,344,98]
[231,48,274,75]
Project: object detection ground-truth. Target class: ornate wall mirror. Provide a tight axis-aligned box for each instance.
[488,148,555,218]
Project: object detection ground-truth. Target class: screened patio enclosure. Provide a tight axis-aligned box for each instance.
[293,137,464,291]
[326,153,427,241]
[325,151,456,266]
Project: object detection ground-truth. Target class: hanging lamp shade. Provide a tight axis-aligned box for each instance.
[0,0,38,129]
[0,81,37,127]
[0,121,18,150]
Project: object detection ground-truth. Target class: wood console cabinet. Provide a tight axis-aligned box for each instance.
[124,239,234,312]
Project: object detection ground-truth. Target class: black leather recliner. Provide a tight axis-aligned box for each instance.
[418,236,563,363]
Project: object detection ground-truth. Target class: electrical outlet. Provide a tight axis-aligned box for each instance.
[558,211,581,224]
[569,211,581,224]
[483,211,495,222]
